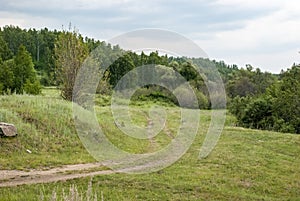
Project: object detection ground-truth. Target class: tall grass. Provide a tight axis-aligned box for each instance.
[0,94,95,170]
[39,179,102,201]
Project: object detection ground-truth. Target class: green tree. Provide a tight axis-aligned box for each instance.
[179,61,198,81]
[0,59,14,94]
[229,65,300,134]
[55,28,88,100]
[147,51,162,65]
[108,53,135,88]
[269,65,300,133]
[13,45,38,94]
[24,79,42,95]
[227,76,256,98]
[241,97,273,129]
[0,34,13,61]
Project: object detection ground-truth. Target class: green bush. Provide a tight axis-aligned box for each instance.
[24,79,42,95]
[174,86,197,108]
[241,97,273,129]
[194,89,209,109]
[228,96,251,121]
[131,86,177,106]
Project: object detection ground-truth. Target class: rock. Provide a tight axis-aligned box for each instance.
[0,122,18,137]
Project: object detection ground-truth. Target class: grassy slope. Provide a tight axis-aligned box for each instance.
[0,93,95,170]
[0,90,299,200]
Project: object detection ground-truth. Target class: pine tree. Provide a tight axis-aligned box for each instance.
[0,35,13,61]
[0,59,14,94]
[13,45,38,94]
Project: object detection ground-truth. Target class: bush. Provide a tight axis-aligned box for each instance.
[131,86,177,106]
[241,97,273,129]
[273,118,296,134]
[24,79,42,95]
[228,96,251,122]
[174,85,198,109]
[194,89,209,109]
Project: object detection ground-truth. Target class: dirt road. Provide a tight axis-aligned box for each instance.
[0,163,114,187]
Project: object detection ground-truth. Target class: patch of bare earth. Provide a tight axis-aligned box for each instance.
[0,163,113,187]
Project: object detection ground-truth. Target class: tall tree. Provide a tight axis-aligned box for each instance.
[270,65,300,133]
[0,59,14,93]
[0,34,13,61]
[108,52,135,88]
[13,45,37,94]
[55,28,88,101]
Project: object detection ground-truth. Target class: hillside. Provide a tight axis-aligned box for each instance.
[0,90,299,200]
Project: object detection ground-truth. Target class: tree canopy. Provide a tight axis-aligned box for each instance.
[229,65,300,134]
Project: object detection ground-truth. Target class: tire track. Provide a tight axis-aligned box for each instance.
[0,163,114,187]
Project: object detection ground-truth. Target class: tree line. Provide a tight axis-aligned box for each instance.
[0,25,298,134]
[229,64,300,134]
[0,37,41,94]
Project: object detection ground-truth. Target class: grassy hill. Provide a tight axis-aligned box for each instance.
[0,89,299,200]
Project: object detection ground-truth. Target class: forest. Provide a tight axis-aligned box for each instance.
[0,25,299,134]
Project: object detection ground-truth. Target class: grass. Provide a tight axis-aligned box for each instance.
[96,105,182,154]
[0,88,299,200]
[0,93,95,170]
[48,179,101,201]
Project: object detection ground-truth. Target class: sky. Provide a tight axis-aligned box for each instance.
[0,0,299,73]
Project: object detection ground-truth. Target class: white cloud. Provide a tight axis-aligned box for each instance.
[194,0,300,72]
[0,11,59,29]
[212,0,283,9]
[1,0,145,11]
[109,29,207,58]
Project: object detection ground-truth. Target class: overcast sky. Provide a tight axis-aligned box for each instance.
[0,0,299,73]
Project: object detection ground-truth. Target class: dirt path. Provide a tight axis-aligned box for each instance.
[0,163,114,187]
[0,115,175,187]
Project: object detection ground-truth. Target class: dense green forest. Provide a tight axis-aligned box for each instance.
[0,25,299,134]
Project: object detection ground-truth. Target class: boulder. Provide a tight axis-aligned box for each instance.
[0,122,18,137]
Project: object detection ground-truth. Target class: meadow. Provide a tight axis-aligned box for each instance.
[0,88,299,200]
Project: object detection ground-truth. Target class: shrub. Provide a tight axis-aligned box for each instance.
[241,97,273,129]
[24,79,42,95]
[194,89,209,109]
